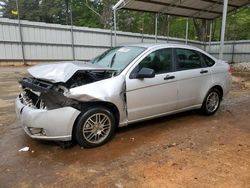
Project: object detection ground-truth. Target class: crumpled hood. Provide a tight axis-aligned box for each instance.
[28,61,115,83]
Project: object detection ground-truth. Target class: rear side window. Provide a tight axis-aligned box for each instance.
[202,54,215,67]
[175,48,202,70]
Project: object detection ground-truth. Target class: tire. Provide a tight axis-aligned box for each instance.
[74,107,116,148]
[201,88,221,116]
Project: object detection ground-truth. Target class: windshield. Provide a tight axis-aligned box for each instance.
[90,46,146,74]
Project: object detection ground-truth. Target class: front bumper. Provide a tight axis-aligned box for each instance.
[15,96,80,141]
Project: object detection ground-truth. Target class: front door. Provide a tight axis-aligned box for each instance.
[125,48,178,122]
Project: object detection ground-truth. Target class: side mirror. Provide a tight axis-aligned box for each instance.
[135,68,155,79]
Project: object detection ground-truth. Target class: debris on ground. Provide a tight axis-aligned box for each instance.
[18,147,29,152]
[163,143,177,149]
[231,62,250,72]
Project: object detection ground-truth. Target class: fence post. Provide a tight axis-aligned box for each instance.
[110,27,113,47]
[167,15,170,43]
[70,26,75,61]
[231,40,235,63]
[141,32,144,43]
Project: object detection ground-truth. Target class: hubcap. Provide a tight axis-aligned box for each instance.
[82,113,111,144]
[206,91,220,113]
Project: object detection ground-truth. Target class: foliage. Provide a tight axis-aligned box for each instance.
[213,7,250,41]
[2,0,40,21]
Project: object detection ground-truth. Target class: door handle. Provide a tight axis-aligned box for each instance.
[164,75,175,80]
[200,70,208,74]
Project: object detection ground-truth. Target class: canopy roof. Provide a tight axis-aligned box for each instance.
[118,0,249,19]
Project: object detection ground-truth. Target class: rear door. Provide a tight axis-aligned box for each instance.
[173,48,213,109]
[125,48,178,122]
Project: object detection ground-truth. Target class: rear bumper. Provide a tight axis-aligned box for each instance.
[15,96,80,141]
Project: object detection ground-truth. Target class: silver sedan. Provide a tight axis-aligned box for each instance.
[16,44,232,148]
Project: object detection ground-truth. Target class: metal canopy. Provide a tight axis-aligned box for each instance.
[118,0,249,20]
[112,0,249,60]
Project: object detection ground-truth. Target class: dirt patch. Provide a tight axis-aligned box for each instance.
[0,67,250,187]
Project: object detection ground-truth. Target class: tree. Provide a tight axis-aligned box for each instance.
[39,0,69,24]
[2,0,40,21]
[71,0,102,28]
[193,19,209,42]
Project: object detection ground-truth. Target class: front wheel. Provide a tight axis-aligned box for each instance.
[74,107,116,148]
[201,88,221,115]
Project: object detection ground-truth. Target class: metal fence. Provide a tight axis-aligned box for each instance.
[0,18,249,65]
[205,40,250,63]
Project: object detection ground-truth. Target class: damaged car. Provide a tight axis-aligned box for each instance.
[16,44,232,148]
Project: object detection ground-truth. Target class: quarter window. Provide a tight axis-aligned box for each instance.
[202,53,215,67]
[132,48,173,75]
[175,48,202,70]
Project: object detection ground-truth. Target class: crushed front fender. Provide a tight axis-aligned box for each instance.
[65,75,128,126]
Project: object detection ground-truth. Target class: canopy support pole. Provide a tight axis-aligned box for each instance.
[185,17,189,45]
[155,13,158,43]
[113,9,117,46]
[219,0,228,60]
[208,21,213,52]
[112,0,125,47]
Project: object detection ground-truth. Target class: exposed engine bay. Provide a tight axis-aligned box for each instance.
[65,70,115,89]
[19,70,116,110]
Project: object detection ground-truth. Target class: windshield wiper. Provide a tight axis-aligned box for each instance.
[109,53,116,68]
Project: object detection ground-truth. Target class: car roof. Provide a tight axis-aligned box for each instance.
[123,43,201,51]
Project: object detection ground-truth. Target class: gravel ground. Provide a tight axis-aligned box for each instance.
[0,66,250,187]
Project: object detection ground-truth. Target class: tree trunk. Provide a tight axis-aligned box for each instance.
[193,18,208,42]
[65,0,69,25]
[102,0,113,29]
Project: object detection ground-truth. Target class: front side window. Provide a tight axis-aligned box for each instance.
[90,46,146,74]
[175,48,202,70]
[131,48,173,76]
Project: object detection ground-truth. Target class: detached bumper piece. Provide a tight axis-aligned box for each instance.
[15,96,80,141]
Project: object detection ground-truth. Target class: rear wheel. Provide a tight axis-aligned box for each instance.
[74,107,116,148]
[201,88,221,115]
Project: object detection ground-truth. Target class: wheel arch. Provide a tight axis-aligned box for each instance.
[210,85,223,100]
[200,85,223,115]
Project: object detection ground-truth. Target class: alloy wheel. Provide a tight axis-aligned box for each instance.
[82,113,111,144]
